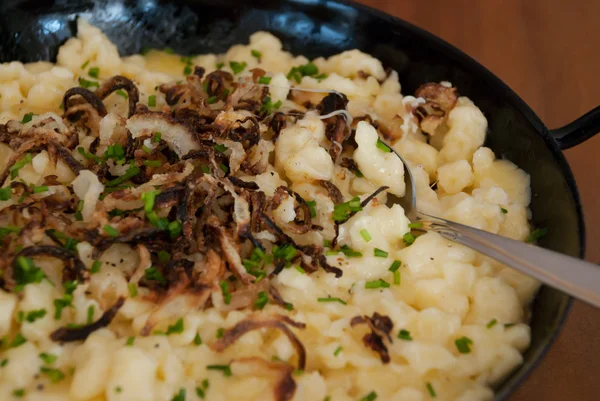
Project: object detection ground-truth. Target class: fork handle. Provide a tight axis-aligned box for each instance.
[420,216,600,308]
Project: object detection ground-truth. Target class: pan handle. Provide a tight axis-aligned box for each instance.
[549,106,600,150]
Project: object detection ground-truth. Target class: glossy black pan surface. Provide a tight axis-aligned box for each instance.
[0,0,594,399]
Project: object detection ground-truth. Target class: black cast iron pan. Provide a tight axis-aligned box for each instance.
[0,0,598,399]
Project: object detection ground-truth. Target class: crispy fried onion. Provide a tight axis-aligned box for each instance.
[126,110,201,158]
[141,249,224,335]
[331,186,389,248]
[211,110,261,149]
[13,245,88,283]
[50,297,125,342]
[0,138,84,186]
[212,314,307,370]
[95,75,140,117]
[2,114,71,149]
[350,312,394,363]
[413,83,458,135]
[63,87,108,119]
[270,186,321,235]
[231,357,297,401]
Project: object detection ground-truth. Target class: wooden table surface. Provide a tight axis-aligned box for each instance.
[356,1,600,400]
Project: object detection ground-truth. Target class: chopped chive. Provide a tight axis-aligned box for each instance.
[206,96,217,104]
[24,308,46,323]
[251,49,262,59]
[295,265,306,274]
[21,112,36,124]
[359,391,377,401]
[172,389,186,401]
[77,147,102,163]
[126,336,135,346]
[403,232,415,245]
[286,62,320,83]
[39,352,57,364]
[148,95,157,107]
[87,305,95,324]
[213,143,228,153]
[454,336,473,354]
[504,323,516,328]
[128,282,138,298]
[0,187,11,200]
[32,185,48,194]
[365,279,390,289]
[220,280,232,305]
[145,267,166,284]
[306,200,317,218]
[229,61,247,75]
[314,73,328,81]
[332,196,363,221]
[143,160,162,167]
[375,138,391,152]
[216,328,224,338]
[273,244,298,261]
[408,222,423,229]
[14,256,45,291]
[165,318,184,335]
[219,163,229,174]
[196,387,206,399]
[373,248,388,258]
[168,220,182,238]
[80,60,90,69]
[10,333,27,348]
[12,389,25,397]
[360,229,372,242]
[184,65,192,75]
[527,227,548,243]
[90,260,102,274]
[78,77,99,89]
[426,382,437,398]
[0,358,7,367]
[317,297,347,305]
[284,302,294,311]
[398,329,412,341]
[216,62,224,70]
[388,260,401,272]
[258,76,271,85]
[88,67,99,78]
[74,199,84,221]
[340,245,362,258]
[333,346,342,356]
[206,364,232,377]
[486,319,498,329]
[141,190,160,213]
[194,333,202,345]
[254,291,269,310]
[40,366,65,383]
[500,207,508,214]
[158,250,171,264]
[9,153,32,179]
[153,132,162,143]
[393,270,401,285]
[106,165,140,187]
[103,225,119,237]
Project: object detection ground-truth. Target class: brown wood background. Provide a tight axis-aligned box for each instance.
[355,1,600,400]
